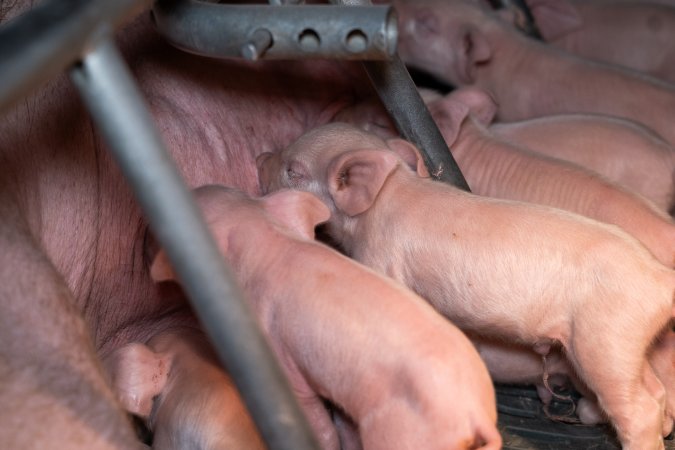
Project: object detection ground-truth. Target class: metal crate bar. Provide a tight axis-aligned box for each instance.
[0,2,319,448]
[330,0,471,190]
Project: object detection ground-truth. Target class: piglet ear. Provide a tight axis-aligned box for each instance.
[524,0,583,41]
[427,96,471,146]
[458,27,492,84]
[103,343,171,418]
[446,87,498,126]
[327,149,399,217]
[260,190,331,240]
[417,87,444,104]
[386,138,430,178]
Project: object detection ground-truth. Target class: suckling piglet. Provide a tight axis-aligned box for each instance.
[258,123,675,450]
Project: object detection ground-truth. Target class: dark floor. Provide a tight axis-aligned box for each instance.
[496,384,674,449]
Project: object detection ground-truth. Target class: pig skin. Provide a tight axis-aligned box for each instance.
[150,186,502,450]
[259,123,675,449]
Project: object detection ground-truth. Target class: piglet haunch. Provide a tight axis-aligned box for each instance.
[151,185,501,450]
[258,123,675,450]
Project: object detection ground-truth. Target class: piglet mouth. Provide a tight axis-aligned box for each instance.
[258,179,271,195]
[258,176,277,195]
[255,152,274,194]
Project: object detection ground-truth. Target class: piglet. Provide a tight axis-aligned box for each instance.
[151,186,500,450]
[258,123,675,450]
[335,87,675,268]
[104,328,265,450]
[426,87,675,267]
[489,111,675,214]
[521,0,675,85]
[392,0,675,147]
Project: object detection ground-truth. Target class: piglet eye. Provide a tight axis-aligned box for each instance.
[337,170,347,187]
[286,166,303,184]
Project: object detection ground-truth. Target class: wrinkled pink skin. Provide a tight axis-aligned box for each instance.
[428,88,675,269]
[103,328,265,450]
[258,122,675,449]
[392,0,675,147]
[151,186,501,450]
[335,88,675,268]
[520,0,675,85]
[490,113,675,214]
[0,2,375,447]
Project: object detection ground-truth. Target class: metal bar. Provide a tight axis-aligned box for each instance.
[69,36,320,450]
[331,0,471,190]
[152,0,397,60]
[0,0,151,116]
[362,56,471,189]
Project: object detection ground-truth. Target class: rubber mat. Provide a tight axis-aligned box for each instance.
[496,384,675,449]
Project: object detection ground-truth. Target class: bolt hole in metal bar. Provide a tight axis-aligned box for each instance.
[299,28,321,52]
[0,2,320,449]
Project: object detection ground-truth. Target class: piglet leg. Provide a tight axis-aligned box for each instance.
[649,329,675,436]
[568,314,667,450]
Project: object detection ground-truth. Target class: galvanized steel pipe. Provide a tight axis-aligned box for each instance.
[1,3,321,448]
[70,35,320,450]
[153,0,397,61]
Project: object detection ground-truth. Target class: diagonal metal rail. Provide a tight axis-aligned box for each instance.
[0,2,319,448]
[0,0,474,447]
[330,0,471,190]
[70,35,320,450]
